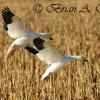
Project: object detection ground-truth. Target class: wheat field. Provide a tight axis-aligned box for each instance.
[0,0,100,100]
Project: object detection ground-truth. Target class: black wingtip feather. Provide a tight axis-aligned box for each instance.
[25,46,39,55]
[2,7,15,24]
[33,38,45,50]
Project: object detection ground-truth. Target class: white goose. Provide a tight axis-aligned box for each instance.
[2,7,52,58]
[25,38,88,80]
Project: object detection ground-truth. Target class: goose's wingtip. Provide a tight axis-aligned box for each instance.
[84,59,88,62]
[82,56,88,62]
[41,76,44,81]
[49,37,53,40]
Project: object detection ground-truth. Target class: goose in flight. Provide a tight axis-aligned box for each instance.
[25,38,88,80]
[2,7,52,58]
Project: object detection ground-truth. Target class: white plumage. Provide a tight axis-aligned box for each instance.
[2,7,52,58]
[2,7,87,81]
[36,46,64,65]
[37,46,87,80]
[26,38,87,80]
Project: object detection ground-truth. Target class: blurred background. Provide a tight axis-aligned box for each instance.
[0,0,100,99]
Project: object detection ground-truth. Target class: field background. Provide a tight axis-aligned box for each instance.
[0,0,100,100]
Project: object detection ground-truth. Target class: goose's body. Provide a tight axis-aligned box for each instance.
[2,7,52,58]
[25,38,87,80]
[37,46,64,65]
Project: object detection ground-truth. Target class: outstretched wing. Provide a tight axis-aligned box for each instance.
[25,38,63,65]
[7,37,30,58]
[2,7,25,39]
[41,63,62,80]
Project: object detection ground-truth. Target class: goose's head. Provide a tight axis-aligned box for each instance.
[40,33,53,40]
[79,56,88,62]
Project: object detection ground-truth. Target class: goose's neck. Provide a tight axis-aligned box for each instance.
[64,55,84,61]
[39,33,48,37]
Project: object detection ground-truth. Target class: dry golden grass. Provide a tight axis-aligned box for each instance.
[0,0,100,100]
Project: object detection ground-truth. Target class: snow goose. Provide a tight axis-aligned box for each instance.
[25,38,88,80]
[2,7,52,58]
